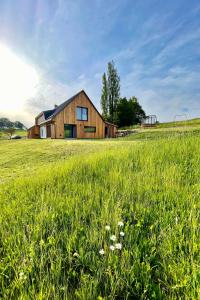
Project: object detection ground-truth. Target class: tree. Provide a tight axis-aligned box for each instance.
[100,73,108,119]
[129,97,146,124]
[4,128,16,139]
[0,118,26,129]
[14,121,25,129]
[116,97,146,127]
[116,98,132,127]
[107,61,120,123]
[100,61,120,123]
[0,118,13,128]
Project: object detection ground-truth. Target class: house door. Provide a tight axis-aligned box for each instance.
[105,126,108,138]
[40,126,47,138]
[64,124,77,138]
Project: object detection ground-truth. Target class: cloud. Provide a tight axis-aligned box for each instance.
[23,72,102,127]
[1,0,200,124]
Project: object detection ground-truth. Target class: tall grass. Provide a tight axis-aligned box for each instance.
[0,136,199,299]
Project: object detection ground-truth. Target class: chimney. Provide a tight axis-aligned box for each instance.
[54,104,58,108]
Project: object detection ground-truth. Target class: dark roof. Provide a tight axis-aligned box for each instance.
[104,121,118,127]
[43,109,56,120]
[49,90,82,119]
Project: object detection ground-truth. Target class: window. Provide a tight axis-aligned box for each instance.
[84,126,96,133]
[76,107,88,121]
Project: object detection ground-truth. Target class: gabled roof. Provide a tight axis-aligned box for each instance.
[35,90,117,127]
[49,90,83,119]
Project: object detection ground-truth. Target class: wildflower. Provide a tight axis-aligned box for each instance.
[115,243,122,250]
[105,225,111,231]
[73,252,79,258]
[110,235,116,241]
[19,272,27,280]
[99,249,105,255]
[120,231,125,237]
[110,245,115,251]
[118,221,124,227]
[19,272,24,278]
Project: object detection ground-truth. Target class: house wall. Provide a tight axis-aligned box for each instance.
[36,114,45,125]
[105,124,117,138]
[27,125,40,138]
[53,92,106,139]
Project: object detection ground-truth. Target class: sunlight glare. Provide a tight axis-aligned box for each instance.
[0,44,39,112]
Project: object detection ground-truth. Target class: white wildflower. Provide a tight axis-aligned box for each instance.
[118,221,124,227]
[110,235,116,241]
[105,225,111,231]
[73,252,79,258]
[110,245,115,251]
[115,243,122,250]
[120,231,125,237]
[99,249,105,255]
[19,272,27,280]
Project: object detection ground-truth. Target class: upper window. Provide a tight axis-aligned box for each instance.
[76,107,88,121]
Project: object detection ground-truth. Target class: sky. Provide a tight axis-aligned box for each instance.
[0,0,200,126]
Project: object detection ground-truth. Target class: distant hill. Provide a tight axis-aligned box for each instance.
[0,117,26,130]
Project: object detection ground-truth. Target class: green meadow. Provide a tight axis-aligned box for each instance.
[0,124,199,299]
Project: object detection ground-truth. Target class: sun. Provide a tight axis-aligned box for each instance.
[0,44,39,112]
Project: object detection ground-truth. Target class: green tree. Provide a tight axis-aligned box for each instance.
[14,121,26,129]
[116,97,146,127]
[4,128,16,139]
[129,97,146,124]
[107,61,120,123]
[100,73,108,119]
[0,117,13,128]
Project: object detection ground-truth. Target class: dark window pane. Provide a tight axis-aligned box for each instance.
[84,126,96,132]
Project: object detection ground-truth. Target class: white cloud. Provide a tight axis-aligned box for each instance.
[23,72,102,127]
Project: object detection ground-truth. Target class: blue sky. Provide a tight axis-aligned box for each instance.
[0,0,200,125]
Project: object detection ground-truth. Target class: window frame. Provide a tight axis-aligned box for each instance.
[76,106,88,121]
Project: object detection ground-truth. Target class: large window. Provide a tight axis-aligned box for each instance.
[76,107,88,121]
[84,126,96,133]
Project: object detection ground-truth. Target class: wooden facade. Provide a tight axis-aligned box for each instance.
[28,90,117,139]
[27,125,40,139]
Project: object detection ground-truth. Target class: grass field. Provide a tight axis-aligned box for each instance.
[0,129,27,140]
[121,117,200,130]
[0,124,199,299]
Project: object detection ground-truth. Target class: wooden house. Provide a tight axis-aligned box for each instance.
[27,90,117,139]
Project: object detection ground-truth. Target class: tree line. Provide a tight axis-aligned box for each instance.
[100,61,146,127]
[0,118,26,130]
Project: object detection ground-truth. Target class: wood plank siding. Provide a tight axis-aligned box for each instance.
[27,90,117,139]
[53,92,105,139]
[27,125,40,138]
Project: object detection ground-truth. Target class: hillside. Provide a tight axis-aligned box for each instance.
[0,125,199,299]
[121,117,200,130]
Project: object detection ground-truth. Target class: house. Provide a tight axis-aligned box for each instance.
[27,90,117,139]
